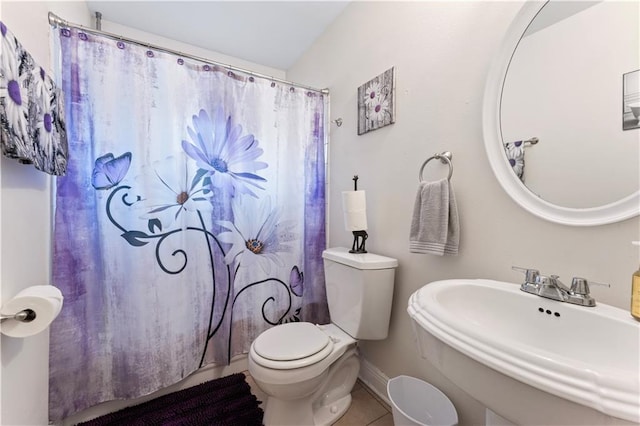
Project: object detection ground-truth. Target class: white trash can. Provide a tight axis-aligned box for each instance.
[387,375,458,426]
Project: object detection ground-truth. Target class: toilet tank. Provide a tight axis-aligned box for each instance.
[322,247,398,340]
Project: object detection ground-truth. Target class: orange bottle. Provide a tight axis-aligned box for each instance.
[632,241,640,321]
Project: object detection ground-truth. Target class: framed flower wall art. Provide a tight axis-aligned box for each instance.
[357,67,395,135]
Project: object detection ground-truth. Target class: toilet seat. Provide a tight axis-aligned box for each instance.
[252,322,335,370]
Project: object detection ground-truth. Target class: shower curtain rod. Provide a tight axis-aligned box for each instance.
[47,12,329,95]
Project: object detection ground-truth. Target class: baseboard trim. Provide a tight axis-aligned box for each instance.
[358,357,391,407]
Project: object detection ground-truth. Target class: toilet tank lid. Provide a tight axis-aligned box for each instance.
[322,247,398,270]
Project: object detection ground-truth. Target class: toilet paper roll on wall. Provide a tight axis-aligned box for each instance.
[0,285,64,338]
[342,190,368,231]
[16,285,64,318]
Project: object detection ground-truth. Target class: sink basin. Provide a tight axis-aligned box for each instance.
[408,279,640,425]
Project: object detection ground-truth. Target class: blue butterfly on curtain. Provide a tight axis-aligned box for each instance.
[91,152,132,190]
[91,106,304,365]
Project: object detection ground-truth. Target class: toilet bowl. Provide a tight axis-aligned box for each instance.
[248,248,398,426]
[249,323,359,425]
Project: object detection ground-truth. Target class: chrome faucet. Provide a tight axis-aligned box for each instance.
[536,274,569,302]
[512,267,609,307]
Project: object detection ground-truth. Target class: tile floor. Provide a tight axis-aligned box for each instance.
[244,372,394,426]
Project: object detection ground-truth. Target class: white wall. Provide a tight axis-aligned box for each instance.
[0,2,285,424]
[287,2,640,424]
[98,21,286,80]
[1,3,92,424]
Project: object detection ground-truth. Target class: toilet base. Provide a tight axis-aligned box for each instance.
[260,347,360,426]
[263,392,353,426]
[263,396,316,426]
[313,394,352,425]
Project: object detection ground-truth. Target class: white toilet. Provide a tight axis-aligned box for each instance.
[248,247,398,426]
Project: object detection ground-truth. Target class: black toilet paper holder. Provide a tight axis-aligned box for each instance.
[349,175,368,254]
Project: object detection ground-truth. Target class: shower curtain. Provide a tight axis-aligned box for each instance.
[49,27,328,421]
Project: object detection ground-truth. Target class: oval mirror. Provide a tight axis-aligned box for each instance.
[483,1,640,226]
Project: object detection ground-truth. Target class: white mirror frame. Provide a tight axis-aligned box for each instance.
[483,1,640,226]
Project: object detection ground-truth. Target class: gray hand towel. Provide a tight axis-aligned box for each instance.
[409,178,459,255]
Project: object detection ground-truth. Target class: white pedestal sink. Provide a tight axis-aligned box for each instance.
[408,279,640,425]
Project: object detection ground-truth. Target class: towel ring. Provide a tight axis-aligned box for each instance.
[418,151,453,182]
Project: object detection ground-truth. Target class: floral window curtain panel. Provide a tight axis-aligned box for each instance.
[0,22,68,175]
[50,28,328,421]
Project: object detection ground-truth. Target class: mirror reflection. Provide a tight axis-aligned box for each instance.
[501,1,639,209]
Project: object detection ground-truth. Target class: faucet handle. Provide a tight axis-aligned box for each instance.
[570,277,610,295]
[512,266,540,283]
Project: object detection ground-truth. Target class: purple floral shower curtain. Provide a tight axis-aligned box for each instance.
[49,27,328,421]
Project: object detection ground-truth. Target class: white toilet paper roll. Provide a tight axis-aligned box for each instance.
[344,210,368,231]
[342,191,368,231]
[18,285,63,301]
[15,285,63,317]
[1,286,64,338]
[342,190,366,211]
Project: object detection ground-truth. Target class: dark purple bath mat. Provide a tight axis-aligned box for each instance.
[77,373,263,426]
